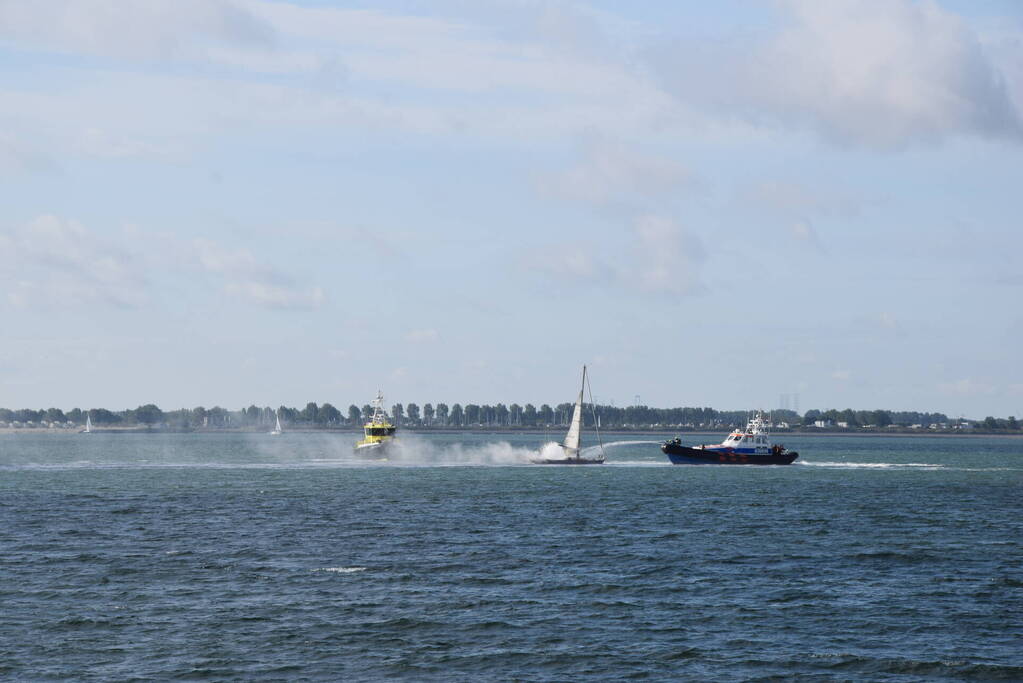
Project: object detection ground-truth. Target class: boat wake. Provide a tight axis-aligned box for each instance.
[797,461,945,470]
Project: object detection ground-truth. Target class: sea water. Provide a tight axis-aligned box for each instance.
[1,431,1021,680]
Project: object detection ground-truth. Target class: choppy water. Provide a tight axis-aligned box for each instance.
[2,431,1021,681]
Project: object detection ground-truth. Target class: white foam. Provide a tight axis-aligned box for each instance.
[314,567,367,574]
[797,461,944,469]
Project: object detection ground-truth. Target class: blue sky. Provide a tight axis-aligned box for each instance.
[1,0,1021,417]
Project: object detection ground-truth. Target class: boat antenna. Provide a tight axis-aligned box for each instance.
[585,366,606,460]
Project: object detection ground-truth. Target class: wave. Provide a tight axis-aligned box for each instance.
[313,567,366,574]
[798,461,1023,471]
[797,461,945,469]
[804,652,1023,678]
[6,451,1015,471]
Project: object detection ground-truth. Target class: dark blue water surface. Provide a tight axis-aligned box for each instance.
[2,431,1021,681]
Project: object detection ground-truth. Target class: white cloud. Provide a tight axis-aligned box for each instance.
[0,217,325,311]
[0,0,274,60]
[0,215,148,308]
[524,214,705,296]
[224,280,324,310]
[541,140,697,207]
[878,312,898,330]
[651,0,1023,147]
[77,128,182,161]
[790,220,825,250]
[244,1,645,97]
[193,239,325,310]
[937,378,996,397]
[290,221,404,259]
[5,0,1017,150]
[524,245,613,285]
[0,0,681,149]
[0,0,645,103]
[0,133,57,175]
[747,180,871,218]
[406,329,439,343]
[981,21,1023,124]
[632,215,705,296]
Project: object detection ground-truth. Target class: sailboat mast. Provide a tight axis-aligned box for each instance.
[562,365,586,456]
[576,361,585,458]
[584,368,606,461]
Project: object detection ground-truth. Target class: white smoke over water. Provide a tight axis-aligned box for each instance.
[249,432,540,467]
[380,435,536,466]
[250,434,669,467]
[538,441,566,460]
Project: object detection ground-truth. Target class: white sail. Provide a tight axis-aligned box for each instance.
[562,366,586,455]
[84,414,91,433]
[271,410,282,435]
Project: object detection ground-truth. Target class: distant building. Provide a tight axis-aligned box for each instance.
[813,419,832,428]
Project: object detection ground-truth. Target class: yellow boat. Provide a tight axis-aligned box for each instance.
[353,391,397,455]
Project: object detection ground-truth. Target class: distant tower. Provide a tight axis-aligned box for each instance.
[634,394,641,407]
[794,393,800,415]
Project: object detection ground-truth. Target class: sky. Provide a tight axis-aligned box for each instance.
[1,0,1021,418]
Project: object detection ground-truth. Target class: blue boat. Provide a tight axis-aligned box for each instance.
[662,412,798,465]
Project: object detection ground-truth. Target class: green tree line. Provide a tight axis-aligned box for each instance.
[1,403,1019,431]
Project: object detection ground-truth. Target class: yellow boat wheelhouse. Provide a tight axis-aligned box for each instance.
[354,391,397,452]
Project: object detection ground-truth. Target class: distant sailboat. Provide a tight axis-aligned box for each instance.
[532,365,606,465]
[80,412,92,434]
[270,410,283,436]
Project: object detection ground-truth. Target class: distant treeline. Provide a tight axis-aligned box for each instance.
[1,403,1019,431]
